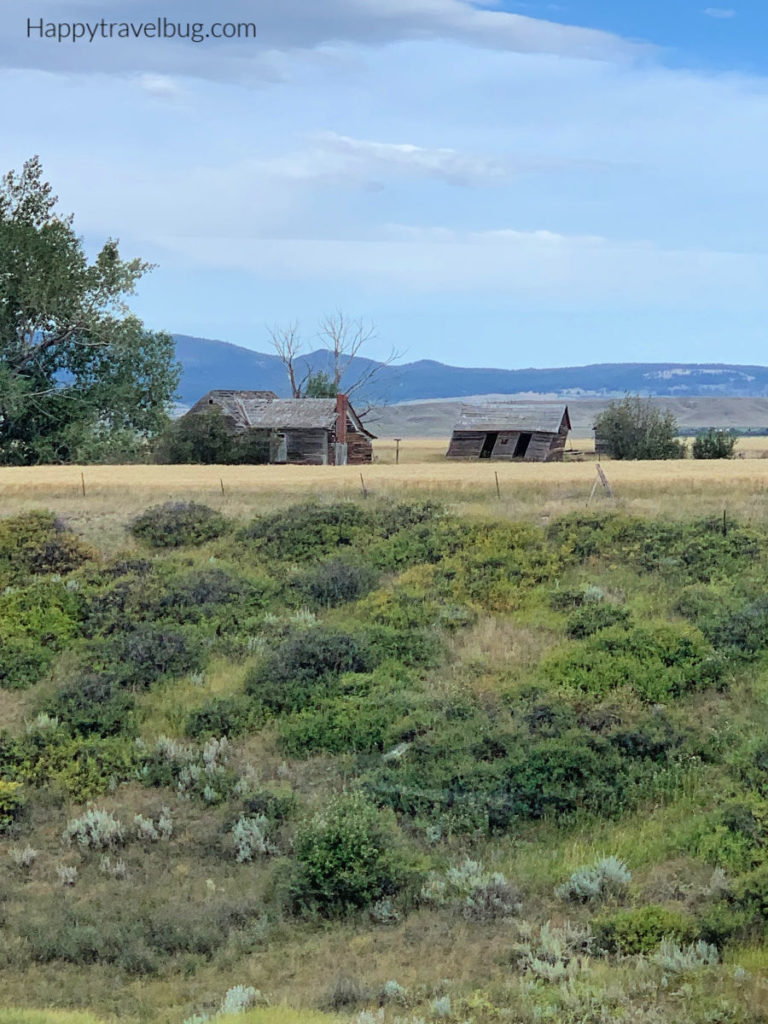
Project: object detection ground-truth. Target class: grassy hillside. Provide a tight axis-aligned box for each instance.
[1,496,768,1023]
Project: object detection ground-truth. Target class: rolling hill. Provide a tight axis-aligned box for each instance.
[173,334,768,408]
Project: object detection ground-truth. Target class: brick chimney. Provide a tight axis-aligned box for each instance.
[335,393,349,443]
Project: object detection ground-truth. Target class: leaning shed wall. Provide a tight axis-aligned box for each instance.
[446,431,486,458]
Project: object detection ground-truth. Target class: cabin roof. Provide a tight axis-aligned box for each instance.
[189,391,375,437]
[454,402,571,434]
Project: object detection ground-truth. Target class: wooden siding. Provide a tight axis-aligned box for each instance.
[346,430,373,465]
[446,426,568,462]
[594,433,611,457]
[280,429,329,466]
[446,431,487,459]
[269,427,372,467]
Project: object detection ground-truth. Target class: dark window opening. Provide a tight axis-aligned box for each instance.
[479,432,498,458]
[514,433,532,458]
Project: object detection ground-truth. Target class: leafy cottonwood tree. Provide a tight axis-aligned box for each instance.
[692,428,737,460]
[0,157,180,464]
[594,395,686,460]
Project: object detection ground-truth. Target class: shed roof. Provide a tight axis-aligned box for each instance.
[454,402,571,433]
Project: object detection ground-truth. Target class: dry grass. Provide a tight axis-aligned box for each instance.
[2,449,768,548]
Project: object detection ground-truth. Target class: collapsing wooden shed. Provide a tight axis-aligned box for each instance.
[185,390,375,465]
[446,403,571,462]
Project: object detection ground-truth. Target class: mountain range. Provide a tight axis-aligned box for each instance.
[173,334,768,408]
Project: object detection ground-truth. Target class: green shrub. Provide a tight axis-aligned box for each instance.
[20,894,260,972]
[363,624,441,669]
[241,502,366,562]
[0,580,84,689]
[608,711,694,762]
[549,513,761,584]
[546,623,724,702]
[293,559,378,608]
[687,799,768,873]
[701,596,768,660]
[241,781,297,822]
[593,905,698,955]
[506,736,630,821]
[185,695,264,740]
[696,900,752,947]
[566,603,631,638]
[26,736,139,801]
[0,636,54,690]
[0,510,94,586]
[734,861,768,919]
[0,780,25,831]
[288,791,415,917]
[692,429,737,460]
[278,686,411,757]
[245,628,372,715]
[131,501,227,548]
[93,624,205,689]
[44,675,136,738]
[442,522,562,612]
[369,720,633,833]
[365,517,466,571]
[550,584,607,612]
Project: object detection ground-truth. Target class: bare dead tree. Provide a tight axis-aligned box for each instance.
[267,321,305,398]
[316,310,401,410]
[269,312,401,416]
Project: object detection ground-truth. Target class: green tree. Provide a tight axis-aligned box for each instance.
[594,395,686,461]
[154,407,270,464]
[304,370,337,398]
[0,156,180,464]
[692,428,737,460]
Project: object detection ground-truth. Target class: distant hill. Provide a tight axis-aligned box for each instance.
[173,334,768,407]
[368,396,768,438]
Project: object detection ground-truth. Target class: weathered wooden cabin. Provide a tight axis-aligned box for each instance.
[446,402,571,462]
[185,390,375,465]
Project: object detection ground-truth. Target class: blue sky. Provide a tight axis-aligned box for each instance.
[2,0,768,369]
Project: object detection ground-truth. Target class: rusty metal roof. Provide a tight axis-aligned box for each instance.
[454,402,571,433]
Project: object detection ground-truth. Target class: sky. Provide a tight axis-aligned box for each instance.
[1,0,768,369]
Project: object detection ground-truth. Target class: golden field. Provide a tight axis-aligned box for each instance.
[2,437,768,546]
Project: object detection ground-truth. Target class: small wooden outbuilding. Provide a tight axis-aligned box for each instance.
[185,390,375,466]
[446,402,571,462]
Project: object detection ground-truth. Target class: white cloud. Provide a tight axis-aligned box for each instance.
[303,132,511,185]
[703,8,736,18]
[137,221,768,311]
[0,0,643,82]
[136,73,182,98]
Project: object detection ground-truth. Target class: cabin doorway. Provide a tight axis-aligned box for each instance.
[513,433,532,458]
[271,433,288,464]
[480,432,499,458]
